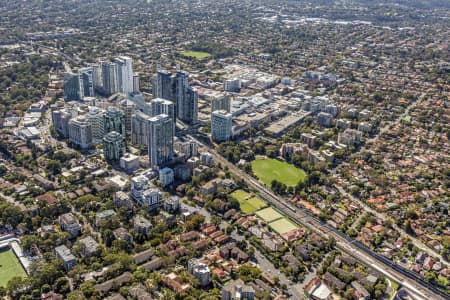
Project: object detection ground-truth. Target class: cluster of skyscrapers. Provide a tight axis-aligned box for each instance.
[52,97,176,168]
[125,67,199,168]
[64,56,137,101]
[152,68,198,125]
[52,105,127,161]
[63,67,95,101]
[60,60,233,167]
[57,67,199,169]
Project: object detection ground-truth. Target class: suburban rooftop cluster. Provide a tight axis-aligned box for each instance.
[0,0,448,300]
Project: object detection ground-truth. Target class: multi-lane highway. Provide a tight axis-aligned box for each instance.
[188,134,448,300]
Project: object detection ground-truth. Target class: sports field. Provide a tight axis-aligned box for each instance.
[231,190,267,214]
[231,190,251,201]
[247,197,267,210]
[179,51,212,60]
[0,248,26,287]
[256,207,283,222]
[269,218,299,234]
[251,157,307,187]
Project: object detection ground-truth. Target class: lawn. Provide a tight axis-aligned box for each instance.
[247,197,267,211]
[180,51,212,60]
[387,278,400,298]
[0,248,26,287]
[232,190,267,214]
[231,190,251,201]
[390,279,399,291]
[251,157,307,187]
[269,218,299,234]
[256,207,283,222]
[239,201,259,214]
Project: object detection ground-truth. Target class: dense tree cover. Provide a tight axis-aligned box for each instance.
[191,167,219,187]
[0,140,46,176]
[237,265,261,283]
[0,200,29,228]
[50,149,80,163]
[184,214,205,231]
[0,164,7,176]
[0,55,54,116]
[72,194,101,211]
[203,185,240,214]
[271,179,288,195]
[45,160,62,176]
[218,141,253,164]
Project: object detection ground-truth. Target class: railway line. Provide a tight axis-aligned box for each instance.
[188,134,449,300]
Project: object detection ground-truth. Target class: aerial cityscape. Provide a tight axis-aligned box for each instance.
[0,0,448,299]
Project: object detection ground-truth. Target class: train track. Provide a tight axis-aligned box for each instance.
[189,135,449,300]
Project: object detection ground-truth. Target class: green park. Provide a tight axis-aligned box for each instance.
[269,218,299,235]
[179,51,212,60]
[256,207,283,223]
[231,190,267,214]
[251,157,307,187]
[0,248,27,287]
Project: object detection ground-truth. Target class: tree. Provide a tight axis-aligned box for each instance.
[225,225,233,235]
[186,188,195,200]
[112,239,130,253]
[295,181,305,194]
[40,284,51,294]
[162,231,172,243]
[424,271,436,283]
[0,203,26,227]
[0,164,6,176]
[53,277,70,294]
[373,92,383,102]
[404,220,414,235]
[346,228,358,237]
[211,215,222,226]
[228,197,240,210]
[46,160,62,175]
[287,186,294,194]
[103,253,133,273]
[374,281,387,298]
[21,235,38,252]
[238,265,261,282]
[253,143,265,155]
[236,240,247,250]
[266,148,278,158]
[185,214,205,231]
[7,276,29,298]
[133,267,148,282]
[66,291,86,300]
[246,246,255,258]
[344,288,354,299]
[243,163,252,174]
[405,209,419,220]
[80,281,95,298]
[103,229,115,247]
[271,180,286,195]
